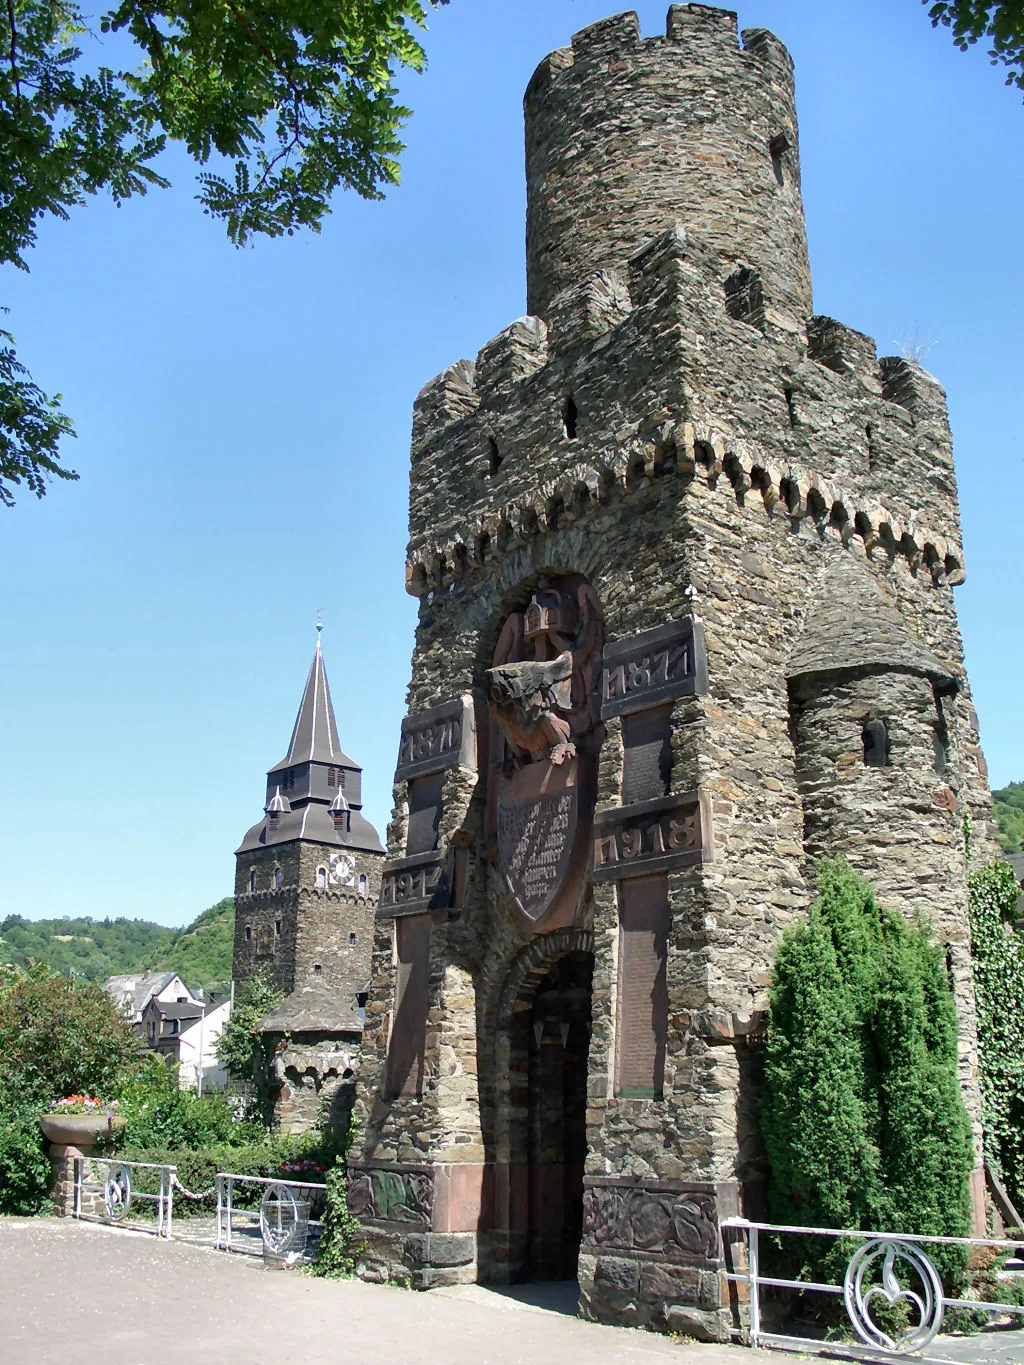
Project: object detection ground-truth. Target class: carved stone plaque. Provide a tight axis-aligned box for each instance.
[377,851,449,919]
[592,791,712,882]
[601,619,708,719]
[487,576,605,928]
[497,756,580,923]
[580,1177,724,1263]
[395,695,477,783]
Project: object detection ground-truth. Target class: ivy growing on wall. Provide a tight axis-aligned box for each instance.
[968,862,1024,1212]
[761,858,974,1285]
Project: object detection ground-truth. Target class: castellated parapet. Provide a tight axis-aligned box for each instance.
[352,7,995,1338]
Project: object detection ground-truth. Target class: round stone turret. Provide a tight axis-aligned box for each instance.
[524,5,812,323]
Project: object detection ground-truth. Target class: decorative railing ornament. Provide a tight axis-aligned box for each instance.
[843,1238,944,1354]
[103,1164,132,1222]
[259,1182,308,1259]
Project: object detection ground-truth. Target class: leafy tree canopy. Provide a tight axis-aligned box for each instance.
[1,0,446,505]
[215,971,283,1084]
[926,2,1024,92]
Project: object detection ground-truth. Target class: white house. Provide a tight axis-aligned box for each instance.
[103,970,203,1028]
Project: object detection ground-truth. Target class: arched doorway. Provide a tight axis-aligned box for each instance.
[501,947,594,1281]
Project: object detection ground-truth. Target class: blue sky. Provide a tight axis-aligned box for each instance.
[2,1,1021,927]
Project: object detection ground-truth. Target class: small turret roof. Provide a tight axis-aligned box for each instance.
[255,981,362,1034]
[786,558,956,688]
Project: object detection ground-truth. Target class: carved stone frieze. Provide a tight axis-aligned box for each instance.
[348,1165,433,1227]
[601,619,708,719]
[592,790,713,881]
[580,1178,723,1263]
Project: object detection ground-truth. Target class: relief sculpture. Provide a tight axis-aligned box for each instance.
[580,1183,720,1261]
[486,578,604,926]
[348,1167,433,1227]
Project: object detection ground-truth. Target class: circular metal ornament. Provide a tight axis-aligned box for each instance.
[259,1183,303,1255]
[844,1238,944,1354]
[104,1164,132,1222]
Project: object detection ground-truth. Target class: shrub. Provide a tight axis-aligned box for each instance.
[117,1055,264,1151]
[0,963,138,1101]
[761,858,973,1287]
[0,1092,50,1215]
[968,861,1024,1210]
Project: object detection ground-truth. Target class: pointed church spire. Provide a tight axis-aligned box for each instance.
[277,625,354,768]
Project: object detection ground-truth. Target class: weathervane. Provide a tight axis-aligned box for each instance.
[316,607,323,636]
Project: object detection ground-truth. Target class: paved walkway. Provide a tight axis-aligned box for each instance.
[2,1217,1023,1365]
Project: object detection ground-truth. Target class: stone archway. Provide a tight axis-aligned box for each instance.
[490,930,595,1283]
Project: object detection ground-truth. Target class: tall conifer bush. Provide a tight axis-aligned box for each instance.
[761,859,973,1284]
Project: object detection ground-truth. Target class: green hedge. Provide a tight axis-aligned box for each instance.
[761,858,973,1288]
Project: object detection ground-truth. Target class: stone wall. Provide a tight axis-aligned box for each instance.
[258,1030,360,1138]
[233,842,383,998]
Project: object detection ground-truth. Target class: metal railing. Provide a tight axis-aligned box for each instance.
[74,1157,175,1238]
[215,1172,327,1261]
[722,1217,1024,1363]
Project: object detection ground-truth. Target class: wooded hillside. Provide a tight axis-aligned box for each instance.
[0,898,234,993]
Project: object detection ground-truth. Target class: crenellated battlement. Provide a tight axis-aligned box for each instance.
[524,6,809,321]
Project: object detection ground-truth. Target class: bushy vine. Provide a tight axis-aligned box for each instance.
[309,1119,364,1278]
[968,861,1024,1211]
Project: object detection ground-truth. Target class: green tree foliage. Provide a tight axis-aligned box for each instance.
[215,971,283,1084]
[0,962,139,1102]
[1,0,446,504]
[761,859,974,1283]
[118,1054,263,1149]
[991,782,1024,855]
[0,897,234,990]
[967,861,1024,1209]
[926,3,1024,93]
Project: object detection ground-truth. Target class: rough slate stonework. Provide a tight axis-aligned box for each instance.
[352,4,996,1337]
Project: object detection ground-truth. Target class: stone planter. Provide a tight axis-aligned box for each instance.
[40,1113,125,1147]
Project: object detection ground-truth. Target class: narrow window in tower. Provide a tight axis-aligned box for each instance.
[862,718,890,768]
[932,691,950,774]
[563,395,578,440]
[338,771,345,789]
[348,932,357,947]
[248,869,256,893]
[273,866,282,891]
[358,874,367,895]
[327,766,335,787]
[488,436,502,475]
[245,926,252,942]
[275,919,282,936]
[315,867,326,891]
[313,963,322,976]
[784,386,797,428]
[770,133,789,187]
[866,424,876,470]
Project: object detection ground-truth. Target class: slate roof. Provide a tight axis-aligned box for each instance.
[786,557,956,687]
[147,1001,204,1022]
[237,801,384,855]
[269,634,355,772]
[105,971,190,1020]
[255,982,363,1035]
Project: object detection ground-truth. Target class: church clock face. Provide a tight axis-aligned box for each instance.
[329,852,356,887]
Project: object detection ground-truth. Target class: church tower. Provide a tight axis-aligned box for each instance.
[233,626,386,999]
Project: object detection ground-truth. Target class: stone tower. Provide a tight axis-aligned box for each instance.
[233,627,386,999]
[350,6,995,1338]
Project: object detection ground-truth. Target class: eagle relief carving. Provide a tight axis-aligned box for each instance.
[486,578,604,926]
